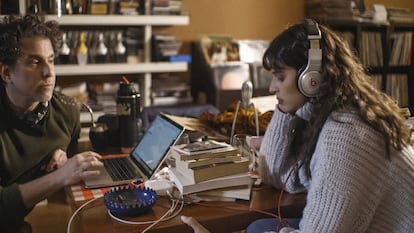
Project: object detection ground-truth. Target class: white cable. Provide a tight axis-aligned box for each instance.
[67,197,101,233]
[66,179,185,232]
[107,196,175,225]
[141,199,178,233]
[141,188,185,232]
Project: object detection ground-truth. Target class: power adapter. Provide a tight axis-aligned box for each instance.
[144,179,174,196]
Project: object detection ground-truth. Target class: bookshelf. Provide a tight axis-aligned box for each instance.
[0,11,190,107]
[51,14,189,107]
[323,19,414,114]
[388,22,414,113]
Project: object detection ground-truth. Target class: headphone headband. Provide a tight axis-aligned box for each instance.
[304,19,322,40]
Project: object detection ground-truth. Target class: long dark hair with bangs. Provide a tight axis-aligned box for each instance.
[263,20,411,177]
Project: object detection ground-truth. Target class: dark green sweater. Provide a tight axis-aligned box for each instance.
[0,87,80,228]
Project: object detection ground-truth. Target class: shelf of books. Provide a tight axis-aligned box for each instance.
[325,19,414,113]
[1,4,190,108]
[387,24,414,110]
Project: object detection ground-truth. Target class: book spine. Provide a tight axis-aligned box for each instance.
[175,148,238,161]
[193,160,249,183]
[186,156,242,169]
[176,159,249,183]
[168,168,251,195]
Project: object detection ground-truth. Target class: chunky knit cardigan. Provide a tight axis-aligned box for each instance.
[260,107,414,233]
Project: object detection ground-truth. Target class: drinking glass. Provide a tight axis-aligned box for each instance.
[231,134,261,184]
[231,134,251,158]
[231,134,255,169]
[176,133,190,145]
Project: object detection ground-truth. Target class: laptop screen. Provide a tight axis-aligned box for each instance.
[130,114,184,177]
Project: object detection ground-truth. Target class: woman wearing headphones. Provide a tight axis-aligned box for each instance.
[182,19,414,233]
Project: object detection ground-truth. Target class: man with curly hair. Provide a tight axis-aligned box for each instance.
[0,15,103,232]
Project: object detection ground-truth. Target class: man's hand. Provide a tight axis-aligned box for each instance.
[44,149,67,172]
[55,151,103,186]
[18,151,103,209]
[181,216,210,233]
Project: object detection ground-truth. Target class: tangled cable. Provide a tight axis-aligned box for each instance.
[66,187,184,233]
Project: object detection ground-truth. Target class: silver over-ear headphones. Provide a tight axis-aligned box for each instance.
[298,19,323,97]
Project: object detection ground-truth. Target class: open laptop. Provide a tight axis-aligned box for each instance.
[83,114,185,188]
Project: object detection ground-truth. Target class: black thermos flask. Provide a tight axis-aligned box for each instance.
[117,76,140,153]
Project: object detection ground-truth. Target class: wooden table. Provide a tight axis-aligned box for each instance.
[68,185,306,233]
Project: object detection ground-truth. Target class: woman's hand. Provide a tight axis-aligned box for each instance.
[181,216,210,233]
[55,151,103,186]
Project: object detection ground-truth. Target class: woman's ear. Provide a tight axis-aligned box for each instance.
[0,64,11,83]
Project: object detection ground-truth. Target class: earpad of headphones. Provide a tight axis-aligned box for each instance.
[299,19,323,98]
[298,70,322,97]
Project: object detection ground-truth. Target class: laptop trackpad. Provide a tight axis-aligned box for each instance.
[83,166,124,188]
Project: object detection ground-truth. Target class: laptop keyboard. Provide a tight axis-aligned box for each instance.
[103,157,138,181]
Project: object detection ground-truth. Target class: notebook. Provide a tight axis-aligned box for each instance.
[83,114,185,188]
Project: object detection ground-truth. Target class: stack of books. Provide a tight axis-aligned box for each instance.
[168,140,252,198]
[151,34,183,62]
[388,7,414,23]
[151,75,192,106]
[151,0,184,15]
